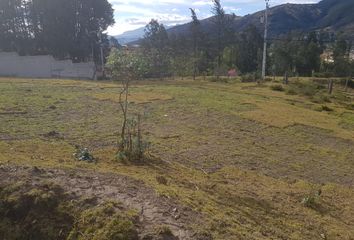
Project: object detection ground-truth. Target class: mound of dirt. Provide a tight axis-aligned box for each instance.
[0,164,203,240]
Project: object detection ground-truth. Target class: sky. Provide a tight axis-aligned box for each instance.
[107,0,320,36]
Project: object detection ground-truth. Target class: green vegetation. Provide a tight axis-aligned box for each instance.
[0,77,354,239]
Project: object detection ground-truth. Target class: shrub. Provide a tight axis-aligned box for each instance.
[312,94,332,104]
[286,88,297,95]
[313,72,334,78]
[321,105,333,112]
[241,72,260,82]
[286,81,325,97]
[156,176,168,185]
[74,146,95,162]
[302,188,322,209]
[270,84,285,92]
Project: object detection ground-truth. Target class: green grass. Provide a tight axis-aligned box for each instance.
[0,77,354,239]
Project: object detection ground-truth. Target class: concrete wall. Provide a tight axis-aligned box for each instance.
[0,52,96,79]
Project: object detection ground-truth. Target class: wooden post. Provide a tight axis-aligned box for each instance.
[345,77,350,92]
[328,79,334,95]
[283,72,288,85]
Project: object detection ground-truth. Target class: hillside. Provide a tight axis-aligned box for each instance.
[115,27,146,45]
[1,77,354,239]
[116,26,172,45]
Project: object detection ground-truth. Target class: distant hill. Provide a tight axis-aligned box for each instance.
[115,26,172,45]
[165,0,354,41]
[114,27,146,45]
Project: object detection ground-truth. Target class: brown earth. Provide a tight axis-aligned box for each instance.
[0,164,203,239]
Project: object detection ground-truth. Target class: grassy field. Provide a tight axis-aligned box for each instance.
[0,77,354,239]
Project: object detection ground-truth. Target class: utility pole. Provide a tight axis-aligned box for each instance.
[99,31,105,78]
[261,0,270,80]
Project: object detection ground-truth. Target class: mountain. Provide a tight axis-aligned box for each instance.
[165,0,354,41]
[115,27,146,45]
[116,25,173,45]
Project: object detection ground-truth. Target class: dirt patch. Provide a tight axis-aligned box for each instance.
[0,164,202,239]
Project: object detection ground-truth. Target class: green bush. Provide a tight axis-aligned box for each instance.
[270,84,285,92]
[74,146,95,162]
[287,81,325,97]
[241,72,260,82]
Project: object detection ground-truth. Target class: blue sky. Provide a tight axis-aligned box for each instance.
[107,0,320,35]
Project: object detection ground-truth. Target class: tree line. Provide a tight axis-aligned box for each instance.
[119,0,353,79]
[0,0,114,62]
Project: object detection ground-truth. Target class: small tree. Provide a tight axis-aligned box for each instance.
[107,48,149,162]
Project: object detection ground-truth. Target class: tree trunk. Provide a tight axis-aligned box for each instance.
[284,72,288,85]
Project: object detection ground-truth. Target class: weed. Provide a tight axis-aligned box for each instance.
[74,146,95,162]
[156,175,168,185]
[302,188,322,209]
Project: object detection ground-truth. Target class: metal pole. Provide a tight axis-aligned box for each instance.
[261,0,269,80]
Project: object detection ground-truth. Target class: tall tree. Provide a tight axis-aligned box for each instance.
[333,36,351,77]
[235,25,263,74]
[295,32,322,76]
[142,19,170,78]
[211,0,235,78]
[0,0,114,61]
[189,8,203,80]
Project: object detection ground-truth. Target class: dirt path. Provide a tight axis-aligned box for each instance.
[0,164,202,239]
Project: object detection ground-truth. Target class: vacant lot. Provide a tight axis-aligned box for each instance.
[0,77,354,240]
